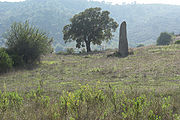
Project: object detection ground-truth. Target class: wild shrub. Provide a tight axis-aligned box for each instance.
[89,67,102,72]
[4,21,53,65]
[175,40,180,44]
[157,32,172,45]
[0,91,23,111]
[0,84,178,119]
[66,48,75,54]
[0,48,13,73]
[58,84,106,119]
[0,90,23,119]
[56,84,175,120]
[93,49,99,52]
[80,48,86,54]
[10,54,24,67]
[26,86,50,109]
[136,44,145,47]
[57,51,66,55]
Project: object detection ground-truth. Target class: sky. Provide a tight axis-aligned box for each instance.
[0,0,180,5]
[0,0,25,2]
[95,0,180,5]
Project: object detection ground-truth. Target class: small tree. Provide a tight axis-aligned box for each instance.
[63,7,118,52]
[4,21,53,64]
[157,32,172,45]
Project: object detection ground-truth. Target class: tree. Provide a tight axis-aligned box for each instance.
[63,7,118,52]
[157,32,172,45]
[4,21,53,65]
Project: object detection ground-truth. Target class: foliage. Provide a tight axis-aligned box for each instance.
[4,21,53,65]
[63,7,118,52]
[156,32,172,45]
[0,84,177,119]
[57,51,66,55]
[26,86,50,109]
[79,48,86,54]
[66,48,75,54]
[0,48,13,73]
[89,67,102,72]
[174,40,180,44]
[9,54,24,67]
[0,85,23,118]
[136,44,145,47]
[0,91,23,112]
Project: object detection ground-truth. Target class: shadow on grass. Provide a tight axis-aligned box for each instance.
[15,63,40,70]
[56,50,111,56]
[0,63,40,75]
[107,49,134,58]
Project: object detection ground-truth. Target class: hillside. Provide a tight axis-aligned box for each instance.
[0,45,180,95]
[0,44,180,119]
[1,44,179,91]
[0,0,180,51]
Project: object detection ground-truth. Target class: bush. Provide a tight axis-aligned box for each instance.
[10,54,24,67]
[66,48,74,54]
[0,48,13,73]
[79,48,86,54]
[4,21,53,65]
[53,85,175,119]
[0,84,178,119]
[157,32,172,45]
[0,91,23,113]
[57,51,66,55]
[136,44,144,48]
[175,40,180,44]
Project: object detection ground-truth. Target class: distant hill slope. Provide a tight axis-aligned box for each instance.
[0,0,180,51]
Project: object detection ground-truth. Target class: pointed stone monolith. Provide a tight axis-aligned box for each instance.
[119,21,128,57]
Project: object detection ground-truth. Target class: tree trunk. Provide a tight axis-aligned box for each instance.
[85,41,91,53]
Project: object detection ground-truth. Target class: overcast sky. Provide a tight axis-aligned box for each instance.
[95,0,180,5]
[0,0,180,5]
[0,0,24,2]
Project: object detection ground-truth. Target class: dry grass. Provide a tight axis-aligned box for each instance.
[0,44,180,113]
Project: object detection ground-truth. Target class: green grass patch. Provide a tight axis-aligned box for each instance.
[41,60,59,65]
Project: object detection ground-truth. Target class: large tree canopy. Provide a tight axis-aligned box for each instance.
[63,7,118,52]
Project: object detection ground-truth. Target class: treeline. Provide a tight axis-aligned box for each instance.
[1,0,180,51]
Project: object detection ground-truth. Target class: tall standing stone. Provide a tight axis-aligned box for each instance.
[119,21,128,57]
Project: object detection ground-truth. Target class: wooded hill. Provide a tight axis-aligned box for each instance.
[0,0,180,51]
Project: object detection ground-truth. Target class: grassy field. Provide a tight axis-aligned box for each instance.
[1,45,180,93]
[0,44,180,119]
